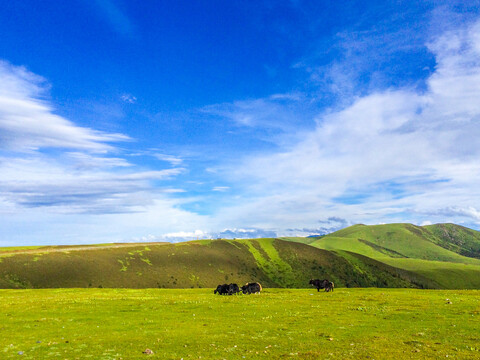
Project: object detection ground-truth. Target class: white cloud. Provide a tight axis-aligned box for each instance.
[158,230,207,242]
[0,61,204,245]
[424,206,480,222]
[154,153,183,166]
[209,19,480,230]
[0,198,212,246]
[212,186,229,192]
[0,61,129,153]
[121,94,137,104]
[0,154,185,214]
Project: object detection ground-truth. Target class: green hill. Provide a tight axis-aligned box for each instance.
[0,238,418,289]
[304,223,480,288]
[2,223,480,290]
[316,223,480,264]
[423,223,480,259]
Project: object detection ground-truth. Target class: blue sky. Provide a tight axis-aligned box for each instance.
[2,1,480,245]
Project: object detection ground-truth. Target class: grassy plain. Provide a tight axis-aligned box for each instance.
[1,288,479,359]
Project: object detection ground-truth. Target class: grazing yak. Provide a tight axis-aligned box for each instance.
[325,281,334,292]
[214,284,229,295]
[228,283,240,295]
[241,282,262,294]
[309,279,334,292]
[214,283,240,295]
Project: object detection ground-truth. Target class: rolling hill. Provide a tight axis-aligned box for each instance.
[1,223,480,289]
[299,223,480,288]
[0,238,420,289]
[310,223,480,263]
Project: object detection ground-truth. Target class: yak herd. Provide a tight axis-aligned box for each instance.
[214,282,262,295]
[214,279,334,295]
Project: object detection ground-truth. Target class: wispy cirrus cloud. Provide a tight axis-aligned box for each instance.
[200,93,317,136]
[0,155,184,214]
[93,0,135,36]
[0,61,186,216]
[153,153,183,166]
[0,60,210,245]
[212,186,229,192]
[0,61,129,153]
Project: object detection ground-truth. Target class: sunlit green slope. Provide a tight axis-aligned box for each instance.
[313,223,480,264]
[301,223,480,288]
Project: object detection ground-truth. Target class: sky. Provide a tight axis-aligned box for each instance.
[1,1,480,245]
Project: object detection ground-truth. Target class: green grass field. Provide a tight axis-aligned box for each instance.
[1,288,479,359]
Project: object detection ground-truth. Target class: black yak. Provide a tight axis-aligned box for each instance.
[214,283,240,295]
[228,283,240,295]
[241,282,262,294]
[309,279,334,292]
[214,284,229,295]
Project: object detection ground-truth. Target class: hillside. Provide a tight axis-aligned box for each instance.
[0,238,419,289]
[423,223,480,259]
[2,223,480,290]
[313,223,480,264]
[304,223,480,289]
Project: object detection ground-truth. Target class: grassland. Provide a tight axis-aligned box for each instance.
[1,288,479,359]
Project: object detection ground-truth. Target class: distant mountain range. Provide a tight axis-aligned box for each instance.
[1,223,480,289]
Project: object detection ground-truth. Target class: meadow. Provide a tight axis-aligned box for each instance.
[1,288,479,359]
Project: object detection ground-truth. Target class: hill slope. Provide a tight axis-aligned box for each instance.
[2,223,480,289]
[423,223,480,259]
[0,238,419,289]
[313,223,480,264]
[302,223,480,288]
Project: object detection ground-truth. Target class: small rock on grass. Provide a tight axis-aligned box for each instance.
[143,348,154,355]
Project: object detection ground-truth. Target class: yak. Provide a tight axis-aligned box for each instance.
[309,279,334,292]
[214,283,240,295]
[241,282,262,294]
[228,283,240,295]
[214,284,229,295]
